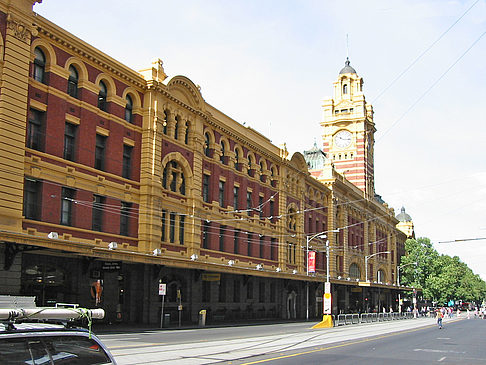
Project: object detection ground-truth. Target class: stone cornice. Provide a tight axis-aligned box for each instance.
[33,14,146,90]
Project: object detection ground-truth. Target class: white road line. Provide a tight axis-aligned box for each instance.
[438,356,446,362]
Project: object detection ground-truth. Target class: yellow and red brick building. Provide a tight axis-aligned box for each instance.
[0,0,409,325]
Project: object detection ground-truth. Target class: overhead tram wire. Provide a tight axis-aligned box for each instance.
[371,0,480,106]
[438,237,486,244]
[377,28,486,142]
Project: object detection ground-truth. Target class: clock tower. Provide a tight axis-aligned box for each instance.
[321,58,376,199]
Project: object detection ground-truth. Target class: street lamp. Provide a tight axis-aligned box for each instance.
[305,229,340,320]
[365,251,391,282]
[397,262,418,287]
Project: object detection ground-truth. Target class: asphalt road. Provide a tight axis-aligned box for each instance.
[98,315,484,364]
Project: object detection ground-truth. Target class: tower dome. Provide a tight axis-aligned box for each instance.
[339,57,357,74]
[396,206,412,222]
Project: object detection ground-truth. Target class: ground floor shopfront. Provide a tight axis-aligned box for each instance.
[1,243,409,325]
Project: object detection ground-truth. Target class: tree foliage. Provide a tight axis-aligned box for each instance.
[399,237,486,304]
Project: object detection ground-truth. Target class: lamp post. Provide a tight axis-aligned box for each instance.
[397,262,418,286]
[364,251,391,282]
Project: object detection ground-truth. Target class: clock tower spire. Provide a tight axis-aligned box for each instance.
[321,58,376,199]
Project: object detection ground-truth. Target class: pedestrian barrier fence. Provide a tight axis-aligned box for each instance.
[334,311,415,327]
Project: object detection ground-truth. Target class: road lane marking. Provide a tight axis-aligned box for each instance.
[240,325,436,365]
[414,349,465,354]
[438,356,446,362]
[437,337,450,340]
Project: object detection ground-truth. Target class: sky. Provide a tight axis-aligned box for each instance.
[34,0,486,279]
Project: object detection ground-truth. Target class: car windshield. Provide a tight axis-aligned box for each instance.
[0,335,112,364]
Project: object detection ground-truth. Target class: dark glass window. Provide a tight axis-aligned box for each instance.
[202,221,210,249]
[247,233,252,256]
[259,196,264,218]
[184,121,189,144]
[23,178,41,220]
[27,109,44,151]
[67,65,78,98]
[162,161,186,195]
[169,212,176,243]
[259,235,264,258]
[247,280,253,300]
[219,225,225,251]
[246,191,252,211]
[233,186,239,210]
[271,238,276,260]
[204,132,211,156]
[270,200,275,221]
[179,215,185,244]
[233,279,240,302]
[219,278,226,302]
[161,209,167,241]
[125,95,133,123]
[120,201,131,236]
[33,47,46,83]
[270,282,276,302]
[92,195,104,231]
[234,229,239,254]
[259,282,265,303]
[220,142,225,163]
[163,110,168,134]
[98,81,107,111]
[122,145,132,179]
[60,187,75,226]
[202,281,210,302]
[94,134,106,170]
[174,116,180,139]
[63,123,77,161]
[218,180,225,207]
[202,174,210,203]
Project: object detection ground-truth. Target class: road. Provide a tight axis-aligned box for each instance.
[97,315,485,364]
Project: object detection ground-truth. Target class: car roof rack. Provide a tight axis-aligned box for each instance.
[0,295,104,332]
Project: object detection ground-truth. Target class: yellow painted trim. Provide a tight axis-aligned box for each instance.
[96,126,109,136]
[123,137,135,147]
[65,113,80,125]
[29,99,47,111]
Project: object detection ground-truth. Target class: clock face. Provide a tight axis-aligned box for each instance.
[334,130,352,149]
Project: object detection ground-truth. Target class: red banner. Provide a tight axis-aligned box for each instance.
[308,251,316,273]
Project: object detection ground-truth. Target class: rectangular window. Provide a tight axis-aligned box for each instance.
[202,281,210,302]
[169,212,176,243]
[259,282,265,303]
[219,278,226,302]
[247,281,253,300]
[202,174,210,203]
[23,178,41,220]
[94,134,106,170]
[122,145,133,179]
[202,221,210,249]
[92,195,104,231]
[218,180,225,207]
[161,210,167,241]
[60,187,75,226]
[270,200,275,221]
[270,238,276,261]
[179,215,185,245]
[247,233,252,256]
[234,229,239,254]
[63,123,77,161]
[120,201,131,236]
[259,235,264,258]
[270,282,276,303]
[219,225,226,251]
[27,109,44,151]
[259,196,264,218]
[233,186,239,210]
[233,279,240,303]
[246,191,252,211]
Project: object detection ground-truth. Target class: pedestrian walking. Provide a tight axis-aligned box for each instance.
[437,309,444,329]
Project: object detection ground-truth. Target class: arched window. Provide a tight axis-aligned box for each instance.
[287,207,297,231]
[349,263,360,280]
[162,160,186,195]
[125,95,133,123]
[184,121,189,144]
[234,148,240,170]
[204,132,211,157]
[259,161,266,182]
[220,141,226,164]
[67,65,78,98]
[174,116,180,139]
[33,47,46,83]
[98,81,107,111]
[343,84,348,94]
[163,110,168,134]
[377,269,385,283]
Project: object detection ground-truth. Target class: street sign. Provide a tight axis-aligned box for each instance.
[323,292,332,314]
[324,281,331,294]
[158,283,166,296]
